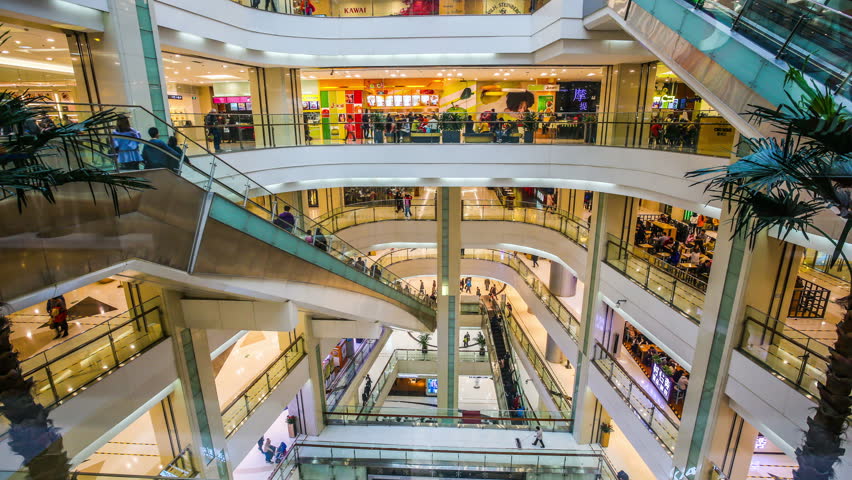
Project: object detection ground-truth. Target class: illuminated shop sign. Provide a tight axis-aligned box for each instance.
[651,363,673,399]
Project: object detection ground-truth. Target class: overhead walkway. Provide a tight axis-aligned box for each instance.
[590,0,850,135]
[0,104,436,333]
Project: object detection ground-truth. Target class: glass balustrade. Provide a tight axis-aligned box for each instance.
[375,248,583,340]
[34,103,437,313]
[275,441,612,477]
[481,304,533,414]
[604,236,704,322]
[17,297,166,410]
[462,200,589,248]
[591,343,679,454]
[683,0,851,98]
[163,109,736,158]
[325,336,383,410]
[502,309,573,416]
[221,337,307,437]
[314,201,436,231]
[738,306,830,399]
[228,0,551,16]
[327,405,571,431]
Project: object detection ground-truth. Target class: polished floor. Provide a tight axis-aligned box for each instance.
[75,410,167,476]
[214,331,292,410]
[9,279,129,360]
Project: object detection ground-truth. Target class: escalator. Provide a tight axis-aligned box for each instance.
[0,104,436,332]
[593,0,850,135]
[481,295,527,417]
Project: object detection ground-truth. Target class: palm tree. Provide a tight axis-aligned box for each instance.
[686,69,851,480]
[0,90,151,211]
[0,311,71,480]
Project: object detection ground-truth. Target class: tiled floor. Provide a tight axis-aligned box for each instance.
[232,408,292,480]
[9,279,129,360]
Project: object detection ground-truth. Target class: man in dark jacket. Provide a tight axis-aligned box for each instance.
[142,127,180,172]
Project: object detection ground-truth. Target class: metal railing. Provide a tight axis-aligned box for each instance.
[480,298,532,414]
[501,305,573,417]
[229,0,551,17]
[20,297,166,410]
[603,235,704,322]
[787,276,831,319]
[314,200,436,232]
[221,337,307,437]
[738,306,829,399]
[272,440,612,476]
[591,342,679,454]
[158,446,197,478]
[30,102,437,313]
[325,335,384,410]
[169,109,736,159]
[462,200,589,248]
[375,248,583,340]
[683,0,851,97]
[327,405,571,431]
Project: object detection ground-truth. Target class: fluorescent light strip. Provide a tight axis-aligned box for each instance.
[0,57,73,74]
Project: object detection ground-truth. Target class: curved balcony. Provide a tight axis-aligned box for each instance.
[375,248,582,341]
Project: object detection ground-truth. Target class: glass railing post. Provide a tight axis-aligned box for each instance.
[205,159,216,191]
[43,363,61,405]
[106,327,121,366]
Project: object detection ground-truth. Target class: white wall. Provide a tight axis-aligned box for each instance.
[599,264,699,370]
[153,0,653,66]
[224,145,722,216]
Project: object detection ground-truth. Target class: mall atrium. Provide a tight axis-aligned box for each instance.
[0,1,849,480]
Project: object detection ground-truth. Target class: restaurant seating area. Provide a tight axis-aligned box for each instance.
[623,324,688,419]
[634,213,718,292]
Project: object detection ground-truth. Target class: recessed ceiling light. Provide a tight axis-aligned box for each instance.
[355,74,361,77]
[437,72,443,76]
[390,74,397,77]
[1,51,8,54]
[503,72,509,76]
[240,69,245,72]
[587,73,596,76]
[19,46,31,49]
[46,57,53,61]
[493,73,499,76]
[456,73,462,77]
[47,38,55,42]
[345,74,351,78]
[540,73,547,76]
[14,41,20,44]
[400,73,407,77]
[186,66,190,69]
[175,54,181,57]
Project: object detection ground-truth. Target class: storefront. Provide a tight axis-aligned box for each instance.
[623,323,688,418]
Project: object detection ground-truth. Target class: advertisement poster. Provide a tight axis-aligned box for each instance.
[537,95,554,113]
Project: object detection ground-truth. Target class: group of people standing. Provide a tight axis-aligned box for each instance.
[257,437,287,464]
[649,113,698,151]
[113,117,185,172]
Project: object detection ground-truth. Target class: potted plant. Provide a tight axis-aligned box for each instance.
[439,112,463,143]
[522,112,538,143]
[477,332,486,356]
[662,365,674,377]
[286,415,298,438]
[599,423,614,447]
[417,333,431,354]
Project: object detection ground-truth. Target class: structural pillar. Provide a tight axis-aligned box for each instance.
[162,289,232,479]
[291,312,326,436]
[549,262,578,297]
[545,334,566,364]
[599,62,657,149]
[250,67,303,149]
[437,186,461,411]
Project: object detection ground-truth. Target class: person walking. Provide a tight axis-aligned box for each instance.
[463,332,470,347]
[344,115,356,143]
[403,193,413,218]
[264,0,277,12]
[274,442,287,463]
[46,295,69,339]
[530,254,539,267]
[112,116,144,170]
[394,190,403,213]
[484,278,491,291]
[205,109,222,153]
[531,426,545,448]
[419,280,425,296]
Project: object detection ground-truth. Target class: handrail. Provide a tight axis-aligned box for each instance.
[738,305,831,399]
[325,335,383,410]
[221,337,307,437]
[501,304,573,415]
[480,299,531,414]
[603,235,704,323]
[462,200,589,248]
[375,248,582,340]
[293,441,592,456]
[220,336,306,413]
[33,102,437,312]
[20,300,162,377]
[591,342,679,454]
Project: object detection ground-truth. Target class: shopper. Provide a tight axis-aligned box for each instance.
[476,286,481,297]
[46,295,69,339]
[313,228,328,252]
[463,332,470,347]
[205,109,222,153]
[531,426,545,448]
[419,280,425,296]
[264,0,277,12]
[531,254,539,267]
[394,190,403,213]
[142,127,180,172]
[274,206,297,233]
[403,193,413,218]
[344,115,356,143]
[262,438,275,463]
[112,116,144,170]
[274,442,287,463]
[485,278,491,291]
[257,437,265,452]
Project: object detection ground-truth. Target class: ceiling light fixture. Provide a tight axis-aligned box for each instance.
[47,38,55,42]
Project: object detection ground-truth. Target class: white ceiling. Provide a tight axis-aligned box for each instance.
[162,52,252,86]
[0,23,74,87]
